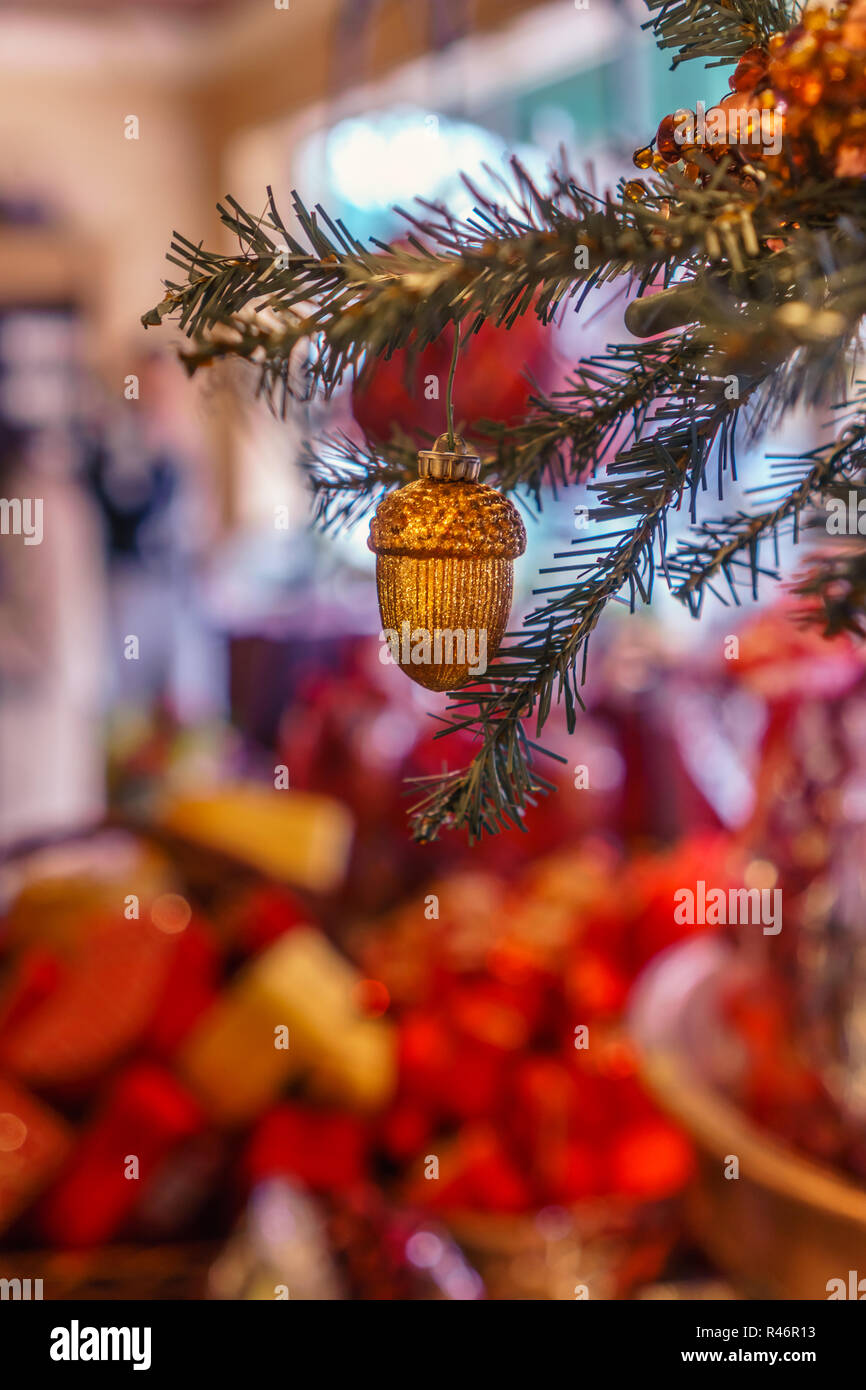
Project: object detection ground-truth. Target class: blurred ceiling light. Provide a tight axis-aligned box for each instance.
[321,107,547,220]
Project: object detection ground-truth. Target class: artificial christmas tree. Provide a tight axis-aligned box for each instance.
[144,0,866,842]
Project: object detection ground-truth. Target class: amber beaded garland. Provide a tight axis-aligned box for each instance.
[632,0,866,186]
[368,434,526,692]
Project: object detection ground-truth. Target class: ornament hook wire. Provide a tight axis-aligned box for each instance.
[445,325,461,451]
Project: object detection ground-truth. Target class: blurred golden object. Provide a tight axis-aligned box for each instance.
[180,927,396,1123]
[3,840,171,952]
[448,1202,671,1300]
[178,976,302,1125]
[158,786,353,893]
[631,937,866,1299]
[368,435,526,691]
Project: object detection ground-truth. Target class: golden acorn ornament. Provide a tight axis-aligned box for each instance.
[368,433,526,691]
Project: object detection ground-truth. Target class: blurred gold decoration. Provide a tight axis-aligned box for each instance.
[368,434,526,691]
[2,839,170,952]
[158,786,353,893]
[636,0,866,186]
[448,1202,671,1301]
[179,927,396,1122]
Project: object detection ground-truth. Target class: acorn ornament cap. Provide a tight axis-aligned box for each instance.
[368,433,526,691]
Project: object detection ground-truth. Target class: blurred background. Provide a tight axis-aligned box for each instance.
[0,0,865,1301]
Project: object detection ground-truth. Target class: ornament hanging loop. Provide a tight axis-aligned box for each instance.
[445,323,461,450]
[418,324,479,479]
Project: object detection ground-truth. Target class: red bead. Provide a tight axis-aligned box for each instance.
[655,113,679,157]
[353,978,390,1018]
[729,46,769,93]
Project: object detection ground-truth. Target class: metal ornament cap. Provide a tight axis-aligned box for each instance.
[417,432,481,482]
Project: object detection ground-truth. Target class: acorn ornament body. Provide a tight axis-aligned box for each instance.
[368,435,526,691]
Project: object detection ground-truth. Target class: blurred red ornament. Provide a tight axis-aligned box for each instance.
[38,1063,204,1246]
[628,835,738,970]
[142,918,220,1060]
[443,1043,507,1123]
[448,978,537,1053]
[545,1140,600,1203]
[565,947,631,1017]
[230,887,309,955]
[0,947,66,1045]
[379,1100,433,1163]
[242,1105,369,1194]
[397,1011,450,1109]
[397,1008,506,1123]
[0,917,173,1088]
[408,1122,531,1213]
[608,1118,694,1199]
[352,317,551,445]
[512,1055,577,1146]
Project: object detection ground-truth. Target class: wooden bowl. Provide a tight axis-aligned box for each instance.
[629,936,866,1300]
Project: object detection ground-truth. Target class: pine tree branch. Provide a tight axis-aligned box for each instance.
[668,396,866,612]
[404,302,866,839]
[643,0,798,70]
[301,432,421,531]
[300,333,706,527]
[479,335,707,499]
[138,98,866,842]
[144,165,866,435]
[794,542,866,638]
[144,173,674,400]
